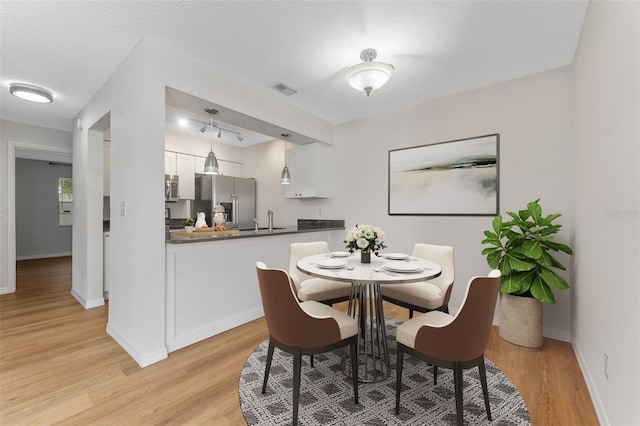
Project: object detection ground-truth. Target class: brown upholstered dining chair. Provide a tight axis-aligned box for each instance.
[256,262,359,426]
[394,269,501,426]
[289,241,352,305]
[381,243,455,318]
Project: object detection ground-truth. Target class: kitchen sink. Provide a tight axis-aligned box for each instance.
[238,227,286,231]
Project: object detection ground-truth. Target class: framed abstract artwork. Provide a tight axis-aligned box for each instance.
[388,134,499,216]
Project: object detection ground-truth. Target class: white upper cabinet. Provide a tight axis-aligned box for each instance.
[176,153,195,200]
[284,143,330,199]
[165,151,177,175]
[195,156,206,174]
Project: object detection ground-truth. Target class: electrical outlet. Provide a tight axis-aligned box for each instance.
[120,201,127,217]
[604,352,610,382]
[317,208,323,217]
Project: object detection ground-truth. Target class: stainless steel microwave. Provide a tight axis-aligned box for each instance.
[165,174,179,202]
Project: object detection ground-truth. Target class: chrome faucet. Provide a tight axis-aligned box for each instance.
[267,208,274,232]
[253,218,259,233]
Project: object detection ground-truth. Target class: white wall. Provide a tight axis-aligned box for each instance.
[571,1,640,424]
[73,38,336,367]
[0,119,73,293]
[335,66,574,338]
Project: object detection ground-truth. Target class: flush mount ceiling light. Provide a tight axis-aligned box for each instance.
[203,108,219,175]
[9,83,53,103]
[344,49,394,96]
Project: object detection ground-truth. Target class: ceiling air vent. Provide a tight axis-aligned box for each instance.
[271,83,298,96]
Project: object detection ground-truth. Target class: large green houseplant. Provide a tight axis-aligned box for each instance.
[482,199,573,348]
[482,199,573,303]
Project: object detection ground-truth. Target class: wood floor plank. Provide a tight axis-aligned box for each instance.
[0,257,598,425]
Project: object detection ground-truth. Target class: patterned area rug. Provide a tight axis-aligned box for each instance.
[239,319,530,425]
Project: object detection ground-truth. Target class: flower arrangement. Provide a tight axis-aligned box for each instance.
[344,224,386,255]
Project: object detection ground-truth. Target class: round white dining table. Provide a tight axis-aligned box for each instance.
[297,252,441,383]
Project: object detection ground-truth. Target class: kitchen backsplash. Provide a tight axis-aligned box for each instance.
[166,200,191,219]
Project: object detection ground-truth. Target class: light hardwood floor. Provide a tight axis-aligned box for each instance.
[1,257,598,425]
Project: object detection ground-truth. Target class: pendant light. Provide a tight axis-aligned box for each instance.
[280,135,291,185]
[345,49,394,96]
[203,108,219,175]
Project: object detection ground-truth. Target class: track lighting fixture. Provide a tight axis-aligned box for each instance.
[203,108,219,175]
[191,117,243,142]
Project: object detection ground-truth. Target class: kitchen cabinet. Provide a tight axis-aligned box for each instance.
[165,151,177,175]
[176,153,195,200]
[103,141,110,196]
[165,229,343,352]
[165,151,195,200]
[195,156,206,174]
[284,143,330,198]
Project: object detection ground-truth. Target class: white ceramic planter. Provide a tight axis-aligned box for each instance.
[499,293,543,350]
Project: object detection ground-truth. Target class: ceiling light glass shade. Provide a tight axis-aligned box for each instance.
[204,150,219,175]
[9,83,53,103]
[345,62,394,96]
[345,49,394,96]
[280,166,291,185]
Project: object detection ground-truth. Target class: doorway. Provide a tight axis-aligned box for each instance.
[6,141,72,294]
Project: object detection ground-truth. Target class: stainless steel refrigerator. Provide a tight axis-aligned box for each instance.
[194,174,257,229]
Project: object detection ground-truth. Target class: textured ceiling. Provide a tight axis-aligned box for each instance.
[0,0,589,134]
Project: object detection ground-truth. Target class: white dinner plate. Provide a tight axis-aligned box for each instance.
[316,259,347,269]
[330,251,351,258]
[382,253,409,260]
[383,262,423,273]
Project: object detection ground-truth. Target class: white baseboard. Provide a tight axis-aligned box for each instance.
[167,306,264,353]
[542,325,571,342]
[573,341,609,425]
[70,288,104,309]
[107,323,168,368]
[85,297,105,309]
[16,252,71,261]
[70,288,86,306]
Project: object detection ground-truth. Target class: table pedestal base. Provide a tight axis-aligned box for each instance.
[341,282,390,383]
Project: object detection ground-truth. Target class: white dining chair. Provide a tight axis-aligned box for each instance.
[288,241,352,305]
[380,243,454,318]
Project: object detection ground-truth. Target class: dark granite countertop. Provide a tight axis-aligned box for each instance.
[166,219,345,244]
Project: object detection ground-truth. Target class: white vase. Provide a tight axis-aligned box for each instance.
[184,225,194,233]
[499,293,543,350]
[194,212,207,229]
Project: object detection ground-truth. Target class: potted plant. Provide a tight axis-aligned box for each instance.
[481,199,573,349]
[183,218,195,233]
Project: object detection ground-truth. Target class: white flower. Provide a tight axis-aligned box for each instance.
[356,237,369,249]
[344,223,386,253]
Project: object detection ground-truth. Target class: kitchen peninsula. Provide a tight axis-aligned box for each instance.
[165,219,344,352]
